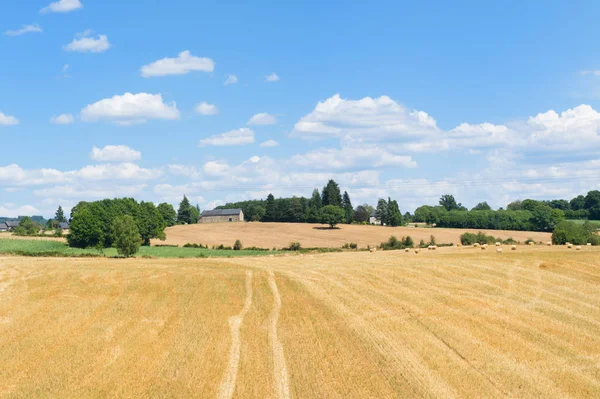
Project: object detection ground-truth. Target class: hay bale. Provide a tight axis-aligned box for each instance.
[511,245,517,251]
[414,249,420,254]
[528,242,535,246]
[587,243,592,246]
[473,243,480,248]
[495,242,501,246]
[567,243,573,249]
[497,247,503,253]
[481,245,487,250]
[546,241,552,246]
[405,248,410,253]
[457,243,462,248]
[369,248,375,253]
[576,246,582,251]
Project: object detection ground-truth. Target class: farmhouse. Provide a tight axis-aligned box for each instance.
[0,222,7,232]
[4,221,20,231]
[369,211,382,225]
[198,209,244,224]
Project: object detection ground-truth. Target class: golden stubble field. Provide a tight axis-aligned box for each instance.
[1,246,599,398]
[154,222,552,248]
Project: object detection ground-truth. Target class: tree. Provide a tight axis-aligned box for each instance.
[439,194,464,211]
[320,205,345,228]
[55,206,67,223]
[177,195,194,224]
[507,200,524,211]
[190,204,200,224]
[157,203,177,227]
[67,208,104,248]
[471,202,492,211]
[137,201,166,246]
[584,190,600,219]
[570,195,586,211]
[112,215,141,257]
[376,199,388,225]
[265,194,277,222]
[387,198,403,226]
[309,189,322,209]
[353,204,374,223]
[321,180,342,207]
[17,217,40,236]
[342,191,353,224]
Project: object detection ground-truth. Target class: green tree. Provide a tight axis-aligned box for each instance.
[353,204,374,223]
[570,195,585,211]
[321,180,342,207]
[342,191,353,224]
[157,203,177,227]
[471,202,492,211]
[55,205,67,223]
[67,207,104,248]
[112,215,141,257]
[190,204,200,224]
[177,195,194,224]
[265,194,277,222]
[376,199,388,225]
[439,194,465,211]
[17,217,40,236]
[387,198,403,227]
[138,201,166,246]
[309,189,322,209]
[320,205,345,228]
[584,190,600,219]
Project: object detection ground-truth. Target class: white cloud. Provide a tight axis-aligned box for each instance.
[5,24,43,36]
[167,165,203,179]
[50,114,74,125]
[224,74,238,85]
[64,31,110,53]
[91,145,141,162]
[248,112,277,125]
[581,70,600,76]
[290,146,417,170]
[41,0,82,13]
[0,112,19,126]
[140,50,215,78]
[199,128,255,147]
[195,102,219,115]
[266,72,280,82]
[0,204,40,218]
[80,92,180,124]
[260,139,279,147]
[33,184,147,199]
[294,94,438,140]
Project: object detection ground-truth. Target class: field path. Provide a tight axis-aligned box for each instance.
[218,270,253,399]
[268,270,291,399]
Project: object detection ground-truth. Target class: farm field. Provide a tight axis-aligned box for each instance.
[1,247,599,398]
[155,222,552,249]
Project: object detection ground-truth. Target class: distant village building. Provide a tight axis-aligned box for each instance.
[4,221,20,231]
[198,209,244,224]
[369,211,382,225]
[59,222,70,231]
[0,222,8,232]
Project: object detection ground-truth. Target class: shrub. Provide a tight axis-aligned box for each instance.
[419,239,426,248]
[54,227,64,237]
[429,235,436,246]
[402,236,414,248]
[460,232,497,245]
[233,239,243,251]
[502,237,517,245]
[288,242,302,251]
[525,238,536,245]
[380,235,414,250]
[552,221,599,245]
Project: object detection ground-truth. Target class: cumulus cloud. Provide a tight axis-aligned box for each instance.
[260,139,279,147]
[64,30,110,53]
[580,70,600,76]
[50,114,74,125]
[140,50,215,77]
[266,72,280,82]
[33,184,147,199]
[224,74,238,85]
[199,128,255,146]
[248,112,277,125]
[290,146,417,170]
[91,145,141,162]
[0,112,19,126]
[195,102,219,115]
[41,0,82,13]
[80,92,180,124]
[5,24,43,36]
[0,204,41,218]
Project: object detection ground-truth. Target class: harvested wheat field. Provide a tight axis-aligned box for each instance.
[154,222,551,249]
[2,247,600,398]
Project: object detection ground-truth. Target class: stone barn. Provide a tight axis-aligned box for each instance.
[198,209,244,223]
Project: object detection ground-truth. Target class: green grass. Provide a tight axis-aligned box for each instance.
[566,219,600,228]
[0,239,281,258]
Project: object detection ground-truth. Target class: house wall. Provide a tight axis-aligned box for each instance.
[199,212,244,223]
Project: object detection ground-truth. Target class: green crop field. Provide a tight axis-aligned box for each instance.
[0,238,279,258]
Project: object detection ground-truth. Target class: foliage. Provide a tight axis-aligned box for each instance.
[157,203,177,227]
[379,235,414,250]
[342,191,354,224]
[321,179,343,207]
[320,205,345,228]
[233,239,243,251]
[439,194,466,211]
[552,221,599,245]
[67,207,105,248]
[287,242,302,251]
[55,206,67,223]
[353,204,374,223]
[460,232,499,245]
[471,202,492,211]
[54,227,63,237]
[15,217,41,236]
[111,215,141,257]
[177,195,196,225]
[342,242,358,249]
[375,197,403,226]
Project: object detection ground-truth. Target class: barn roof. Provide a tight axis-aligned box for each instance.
[59,222,70,229]
[5,221,20,228]
[201,209,242,217]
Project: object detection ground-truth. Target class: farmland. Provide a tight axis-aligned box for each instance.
[155,222,552,249]
[2,247,599,398]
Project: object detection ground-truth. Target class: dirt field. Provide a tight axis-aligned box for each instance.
[1,247,599,398]
[155,222,552,248]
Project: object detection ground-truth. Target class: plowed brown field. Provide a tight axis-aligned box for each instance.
[154,222,551,248]
[2,247,599,398]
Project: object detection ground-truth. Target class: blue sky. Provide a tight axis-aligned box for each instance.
[2,0,600,217]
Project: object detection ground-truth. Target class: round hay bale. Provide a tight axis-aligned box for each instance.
[414,249,420,254]
[511,245,517,251]
[405,248,410,253]
[567,243,573,249]
[528,242,535,246]
[495,242,501,246]
[587,243,592,246]
[473,243,480,248]
[457,243,462,248]
[546,241,552,246]
[496,247,503,253]
[481,246,487,250]
[576,246,582,251]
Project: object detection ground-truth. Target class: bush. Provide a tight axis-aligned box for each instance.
[111,215,141,257]
[552,221,599,245]
[460,231,497,245]
[502,237,517,245]
[429,235,436,246]
[342,243,358,249]
[54,227,63,237]
[380,235,414,250]
[402,236,414,248]
[233,240,243,251]
[183,243,206,248]
[525,238,536,245]
[288,242,302,251]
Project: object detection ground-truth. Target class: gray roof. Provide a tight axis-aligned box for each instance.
[5,221,20,228]
[201,209,242,217]
[59,222,70,229]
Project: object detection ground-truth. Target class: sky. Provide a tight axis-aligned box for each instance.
[2,0,600,218]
